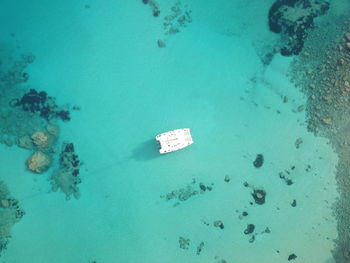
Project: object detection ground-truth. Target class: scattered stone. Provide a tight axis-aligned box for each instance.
[295,137,303,148]
[297,105,305,112]
[224,175,230,182]
[286,179,294,185]
[306,164,311,172]
[196,241,204,255]
[264,227,271,233]
[291,199,297,207]
[279,171,294,185]
[162,2,192,36]
[243,181,249,187]
[242,211,248,216]
[339,58,345,65]
[288,253,297,260]
[162,180,213,203]
[283,96,288,103]
[214,220,224,229]
[253,154,264,168]
[248,235,255,243]
[244,224,255,234]
[322,117,332,125]
[199,182,206,192]
[157,39,166,48]
[345,33,350,42]
[252,189,266,205]
[72,105,81,110]
[148,0,160,17]
[179,237,190,249]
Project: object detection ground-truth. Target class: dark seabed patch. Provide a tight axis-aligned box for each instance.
[268,0,329,56]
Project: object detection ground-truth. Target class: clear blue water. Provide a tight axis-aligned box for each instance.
[0,0,347,262]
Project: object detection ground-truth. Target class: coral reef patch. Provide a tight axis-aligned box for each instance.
[0,43,82,200]
[0,180,25,256]
[268,0,329,56]
[13,89,71,121]
[50,142,82,200]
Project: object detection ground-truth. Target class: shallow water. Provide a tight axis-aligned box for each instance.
[0,0,347,262]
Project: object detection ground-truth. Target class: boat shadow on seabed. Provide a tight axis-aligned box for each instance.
[131,139,161,161]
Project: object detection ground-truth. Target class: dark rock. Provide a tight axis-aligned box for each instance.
[242,211,248,216]
[286,179,293,185]
[153,9,160,17]
[248,235,255,243]
[252,189,266,205]
[199,183,206,191]
[244,224,255,234]
[64,143,75,153]
[253,154,264,168]
[291,199,297,207]
[22,72,29,82]
[288,253,297,260]
[196,241,204,255]
[214,220,224,229]
[243,181,249,187]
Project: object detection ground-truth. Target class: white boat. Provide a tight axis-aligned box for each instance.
[156,128,194,154]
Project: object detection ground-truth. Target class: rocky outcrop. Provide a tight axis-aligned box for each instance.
[27,151,51,173]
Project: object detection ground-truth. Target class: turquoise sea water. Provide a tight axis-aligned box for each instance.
[0,0,345,262]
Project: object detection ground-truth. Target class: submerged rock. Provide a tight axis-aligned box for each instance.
[157,39,166,48]
[244,224,255,235]
[196,241,204,255]
[288,253,297,260]
[179,236,190,249]
[214,220,224,229]
[31,130,50,148]
[253,154,264,168]
[27,151,51,173]
[252,189,266,205]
